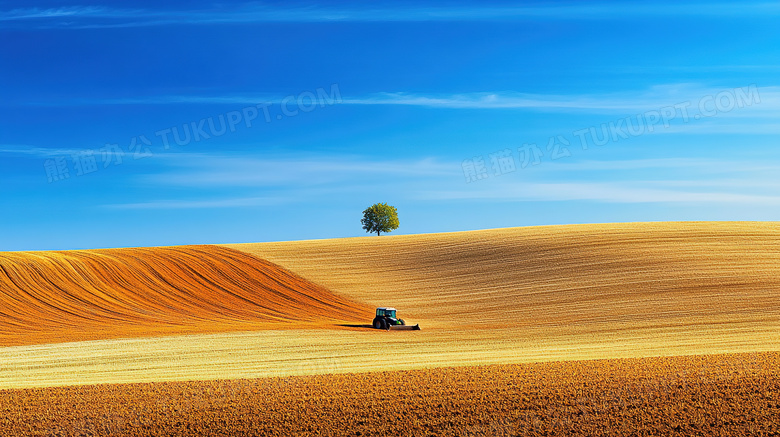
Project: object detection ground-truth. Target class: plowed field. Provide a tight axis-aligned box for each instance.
[0,245,371,346]
[2,351,778,437]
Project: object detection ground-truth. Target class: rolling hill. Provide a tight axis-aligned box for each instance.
[227,221,780,333]
[0,245,371,347]
[1,221,779,388]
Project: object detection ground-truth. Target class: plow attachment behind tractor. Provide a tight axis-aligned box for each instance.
[388,323,421,331]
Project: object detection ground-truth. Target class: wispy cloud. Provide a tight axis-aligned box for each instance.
[104,196,286,210]
[40,85,779,117]
[3,2,779,29]
[423,181,780,205]
[114,152,780,210]
[0,145,87,157]
[0,6,108,21]
[423,155,780,205]
[651,121,780,135]
[548,158,730,171]
[142,154,456,188]
[0,144,129,158]
[613,65,780,74]
[344,85,778,113]
[99,153,456,209]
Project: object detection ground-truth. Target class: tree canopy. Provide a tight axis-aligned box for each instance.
[361,203,399,236]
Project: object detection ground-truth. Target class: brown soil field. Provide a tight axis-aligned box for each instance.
[2,351,778,437]
[0,245,371,346]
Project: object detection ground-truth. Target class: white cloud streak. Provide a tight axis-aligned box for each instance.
[48,85,780,118]
[104,196,286,210]
[343,85,780,113]
[423,182,780,205]
[424,156,780,206]
[143,155,456,187]
[0,144,129,158]
[0,145,89,157]
[90,151,780,210]
[2,3,779,28]
[0,6,108,21]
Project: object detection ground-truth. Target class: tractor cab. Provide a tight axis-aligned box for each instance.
[376,307,397,319]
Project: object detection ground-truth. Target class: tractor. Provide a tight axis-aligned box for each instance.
[372,307,420,330]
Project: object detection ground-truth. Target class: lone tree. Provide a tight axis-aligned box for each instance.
[361,203,399,236]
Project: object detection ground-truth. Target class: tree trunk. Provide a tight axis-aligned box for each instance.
[377,230,380,236]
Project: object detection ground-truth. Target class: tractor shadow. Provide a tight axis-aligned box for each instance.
[338,324,375,330]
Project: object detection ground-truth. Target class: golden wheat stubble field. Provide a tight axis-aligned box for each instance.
[228,221,780,353]
[2,352,779,436]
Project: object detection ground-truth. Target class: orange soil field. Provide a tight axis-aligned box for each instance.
[2,351,778,437]
[0,245,370,346]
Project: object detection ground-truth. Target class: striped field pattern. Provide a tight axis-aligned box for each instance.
[0,245,370,346]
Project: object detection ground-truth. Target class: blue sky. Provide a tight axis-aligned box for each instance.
[1,1,778,250]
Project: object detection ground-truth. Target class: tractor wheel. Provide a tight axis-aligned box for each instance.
[374,320,382,330]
